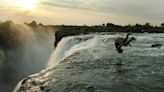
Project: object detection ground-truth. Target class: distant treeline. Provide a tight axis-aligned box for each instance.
[50,22,164,47]
[1,20,164,47]
[51,22,164,33]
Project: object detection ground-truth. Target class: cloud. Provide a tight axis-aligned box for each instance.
[40,0,164,24]
[1,0,164,25]
[41,0,92,10]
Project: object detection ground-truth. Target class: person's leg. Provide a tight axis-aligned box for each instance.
[124,37,136,46]
[124,33,131,42]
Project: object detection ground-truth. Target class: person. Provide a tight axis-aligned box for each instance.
[151,43,162,48]
[115,33,136,54]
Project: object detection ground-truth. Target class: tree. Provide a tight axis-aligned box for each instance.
[143,22,152,29]
[161,23,164,27]
[106,23,115,27]
[30,21,37,27]
[145,22,151,27]
[102,23,105,27]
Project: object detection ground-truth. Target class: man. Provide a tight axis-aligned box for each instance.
[151,43,162,48]
[115,33,136,54]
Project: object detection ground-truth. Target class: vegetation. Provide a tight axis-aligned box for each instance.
[51,22,164,47]
[1,20,164,47]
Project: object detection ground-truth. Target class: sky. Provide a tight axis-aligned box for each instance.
[0,0,164,25]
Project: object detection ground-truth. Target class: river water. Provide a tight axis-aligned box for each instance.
[14,33,164,92]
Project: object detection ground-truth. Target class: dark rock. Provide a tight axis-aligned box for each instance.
[86,86,95,92]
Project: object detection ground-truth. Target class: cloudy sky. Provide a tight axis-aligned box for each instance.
[0,0,164,25]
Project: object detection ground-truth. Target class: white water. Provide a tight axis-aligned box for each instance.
[14,32,164,92]
[48,33,164,67]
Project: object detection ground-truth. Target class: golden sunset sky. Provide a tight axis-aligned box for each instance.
[0,0,164,25]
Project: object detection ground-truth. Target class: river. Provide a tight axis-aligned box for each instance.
[14,33,164,92]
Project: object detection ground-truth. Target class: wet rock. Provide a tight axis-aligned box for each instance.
[86,86,95,92]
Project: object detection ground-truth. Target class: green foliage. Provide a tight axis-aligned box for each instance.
[53,22,164,47]
[161,23,164,27]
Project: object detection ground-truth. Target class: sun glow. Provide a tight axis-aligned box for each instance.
[14,0,38,10]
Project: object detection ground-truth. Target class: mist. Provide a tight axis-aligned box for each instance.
[0,21,55,92]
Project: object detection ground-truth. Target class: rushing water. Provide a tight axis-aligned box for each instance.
[14,33,164,92]
[48,33,164,66]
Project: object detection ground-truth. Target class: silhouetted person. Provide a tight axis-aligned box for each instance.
[115,33,136,54]
[151,43,162,48]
